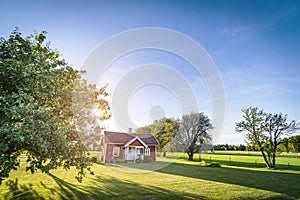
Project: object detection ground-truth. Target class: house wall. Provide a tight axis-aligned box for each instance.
[105,144,124,162]
[149,146,156,161]
[104,143,158,162]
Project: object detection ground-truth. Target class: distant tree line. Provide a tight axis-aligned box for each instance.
[257,135,300,153]
[212,144,246,151]
[212,136,300,153]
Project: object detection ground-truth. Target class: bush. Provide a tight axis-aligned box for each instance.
[206,162,221,167]
[89,156,98,163]
[144,157,154,163]
[117,158,126,163]
[135,157,142,163]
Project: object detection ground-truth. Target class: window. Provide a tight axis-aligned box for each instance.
[145,148,150,156]
[113,147,120,157]
[136,148,141,155]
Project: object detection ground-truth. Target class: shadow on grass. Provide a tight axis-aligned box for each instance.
[3,161,300,199]
[103,160,300,199]
[3,171,207,200]
[153,161,300,199]
[4,178,44,200]
[46,172,208,199]
[202,158,300,171]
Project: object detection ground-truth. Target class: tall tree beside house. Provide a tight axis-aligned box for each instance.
[151,118,179,157]
[174,112,212,161]
[235,107,298,169]
[136,118,179,157]
[0,29,110,184]
[135,125,152,134]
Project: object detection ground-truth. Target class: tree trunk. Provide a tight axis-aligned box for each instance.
[163,151,167,158]
[187,142,196,161]
[271,143,277,169]
[261,150,271,168]
[271,153,276,169]
[260,149,272,168]
[187,152,194,161]
[258,142,271,168]
[199,150,202,162]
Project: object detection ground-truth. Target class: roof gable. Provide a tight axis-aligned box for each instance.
[124,136,148,147]
[132,134,160,146]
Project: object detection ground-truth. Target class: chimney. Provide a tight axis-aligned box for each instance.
[128,128,132,134]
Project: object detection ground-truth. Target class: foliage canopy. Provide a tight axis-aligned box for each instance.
[236,107,299,168]
[136,117,179,157]
[0,29,110,184]
[175,112,212,160]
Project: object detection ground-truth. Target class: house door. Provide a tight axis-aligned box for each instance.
[135,147,144,160]
[126,147,135,160]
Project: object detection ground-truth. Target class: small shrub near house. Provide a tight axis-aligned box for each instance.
[135,157,143,163]
[144,157,154,163]
[117,158,126,163]
[206,162,221,168]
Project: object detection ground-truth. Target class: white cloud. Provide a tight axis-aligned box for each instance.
[219,26,250,38]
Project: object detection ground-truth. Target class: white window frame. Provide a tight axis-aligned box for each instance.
[113,146,120,157]
[145,148,150,156]
[136,148,141,155]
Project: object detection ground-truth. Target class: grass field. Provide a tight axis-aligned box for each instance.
[163,151,300,170]
[1,151,300,199]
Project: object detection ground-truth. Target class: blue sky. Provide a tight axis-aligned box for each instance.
[1,0,300,144]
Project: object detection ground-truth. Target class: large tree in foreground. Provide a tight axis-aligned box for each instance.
[0,29,110,184]
[174,112,212,161]
[235,107,298,169]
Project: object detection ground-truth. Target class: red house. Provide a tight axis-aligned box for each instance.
[101,131,160,163]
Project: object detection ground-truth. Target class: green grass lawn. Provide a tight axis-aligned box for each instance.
[203,151,300,170]
[1,152,300,199]
[163,151,300,170]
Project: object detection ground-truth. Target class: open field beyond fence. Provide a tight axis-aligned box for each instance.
[158,151,300,170]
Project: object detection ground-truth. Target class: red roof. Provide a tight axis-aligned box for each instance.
[104,131,159,146]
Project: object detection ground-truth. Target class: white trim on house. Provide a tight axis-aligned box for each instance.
[102,143,107,162]
[105,142,124,145]
[123,146,145,162]
[102,131,160,163]
[124,136,148,148]
[113,146,120,157]
[155,146,157,161]
[145,148,150,156]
